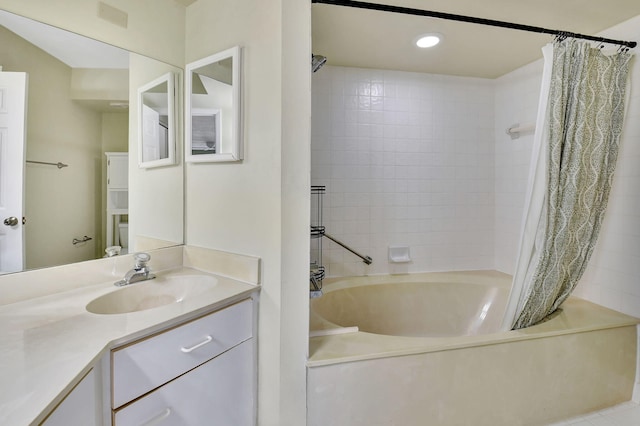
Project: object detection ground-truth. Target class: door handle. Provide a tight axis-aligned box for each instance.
[3,217,18,226]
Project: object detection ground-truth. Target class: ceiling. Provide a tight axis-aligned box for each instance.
[312,0,640,78]
[0,10,128,69]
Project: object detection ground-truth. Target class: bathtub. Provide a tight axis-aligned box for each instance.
[307,271,640,426]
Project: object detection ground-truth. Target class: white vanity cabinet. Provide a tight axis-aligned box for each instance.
[41,369,101,426]
[111,298,255,425]
[114,341,253,425]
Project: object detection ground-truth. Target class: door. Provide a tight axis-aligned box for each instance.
[0,71,27,273]
[141,104,160,162]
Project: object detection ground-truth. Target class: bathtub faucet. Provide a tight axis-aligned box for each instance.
[310,274,323,298]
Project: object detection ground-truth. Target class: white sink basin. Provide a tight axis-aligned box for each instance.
[86,275,218,315]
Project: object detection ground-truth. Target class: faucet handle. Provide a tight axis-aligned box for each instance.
[134,252,151,268]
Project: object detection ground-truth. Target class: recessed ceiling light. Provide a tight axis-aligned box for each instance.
[415,33,442,48]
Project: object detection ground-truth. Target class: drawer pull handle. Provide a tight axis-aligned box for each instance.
[141,407,171,425]
[180,335,213,353]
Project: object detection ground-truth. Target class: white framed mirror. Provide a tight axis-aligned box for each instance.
[185,46,243,162]
[138,72,176,168]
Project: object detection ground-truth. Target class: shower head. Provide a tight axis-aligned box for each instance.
[312,54,327,73]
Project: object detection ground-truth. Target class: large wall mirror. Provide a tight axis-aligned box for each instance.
[186,46,243,163]
[0,9,184,273]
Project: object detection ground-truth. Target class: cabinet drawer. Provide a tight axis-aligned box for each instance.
[112,299,252,408]
[114,340,254,426]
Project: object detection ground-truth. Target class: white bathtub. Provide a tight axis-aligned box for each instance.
[308,271,640,426]
[311,272,509,337]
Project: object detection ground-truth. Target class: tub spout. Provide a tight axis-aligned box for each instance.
[310,274,323,298]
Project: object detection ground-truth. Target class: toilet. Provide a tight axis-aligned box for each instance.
[118,223,129,254]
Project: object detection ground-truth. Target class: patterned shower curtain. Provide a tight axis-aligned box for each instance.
[503,40,632,330]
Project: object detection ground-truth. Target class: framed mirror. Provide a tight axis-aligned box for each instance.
[138,72,177,168]
[186,46,243,162]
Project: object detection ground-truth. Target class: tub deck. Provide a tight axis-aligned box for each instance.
[307,271,640,425]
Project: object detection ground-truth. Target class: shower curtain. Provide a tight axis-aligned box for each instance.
[501,40,632,331]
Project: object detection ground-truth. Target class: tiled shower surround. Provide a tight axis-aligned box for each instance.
[312,39,640,320]
[493,61,542,273]
[311,67,496,276]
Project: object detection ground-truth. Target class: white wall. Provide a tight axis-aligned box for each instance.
[128,53,184,251]
[185,1,310,425]
[311,66,495,276]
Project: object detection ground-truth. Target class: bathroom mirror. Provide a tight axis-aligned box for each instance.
[186,46,243,162]
[0,9,184,273]
[138,72,177,168]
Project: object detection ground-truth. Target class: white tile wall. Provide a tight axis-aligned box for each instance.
[312,66,495,277]
[493,59,542,274]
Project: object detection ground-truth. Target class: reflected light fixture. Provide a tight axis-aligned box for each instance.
[109,101,129,109]
[415,33,442,48]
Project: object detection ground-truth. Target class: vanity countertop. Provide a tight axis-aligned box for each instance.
[0,267,258,425]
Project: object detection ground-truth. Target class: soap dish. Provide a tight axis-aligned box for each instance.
[388,246,411,263]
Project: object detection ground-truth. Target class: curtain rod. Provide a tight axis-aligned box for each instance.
[311,0,637,49]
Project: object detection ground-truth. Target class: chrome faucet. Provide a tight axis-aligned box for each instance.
[114,252,156,287]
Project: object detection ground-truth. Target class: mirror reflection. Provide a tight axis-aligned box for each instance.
[186,46,242,162]
[138,72,176,168]
[191,109,221,155]
[0,9,183,273]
